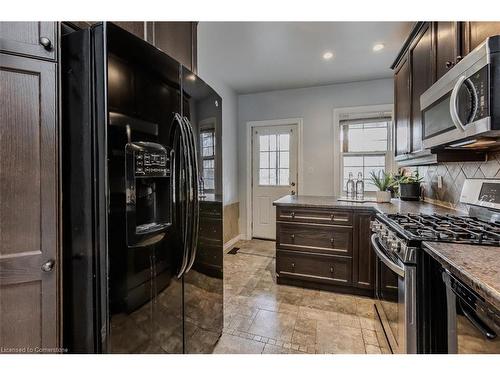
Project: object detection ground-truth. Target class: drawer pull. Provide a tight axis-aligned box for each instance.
[291,212,296,219]
[330,266,334,274]
[330,237,335,246]
[290,234,295,241]
[291,262,295,271]
[330,214,348,222]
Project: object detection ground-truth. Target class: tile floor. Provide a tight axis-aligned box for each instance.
[214,239,389,354]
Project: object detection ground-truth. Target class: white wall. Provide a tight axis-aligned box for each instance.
[198,26,239,206]
[238,78,394,238]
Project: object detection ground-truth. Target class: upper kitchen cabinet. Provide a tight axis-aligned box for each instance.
[113,22,146,40]
[151,22,198,72]
[394,54,411,158]
[391,21,495,165]
[463,22,500,53]
[434,22,461,80]
[409,22,434,154]
[0,22,57,61]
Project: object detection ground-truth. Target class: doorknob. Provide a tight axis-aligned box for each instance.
[41,259,55,272]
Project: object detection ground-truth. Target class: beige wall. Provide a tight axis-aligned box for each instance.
[223,202,240,243]
[405,151,500,212]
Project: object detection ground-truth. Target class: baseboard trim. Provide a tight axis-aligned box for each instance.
[223,234,241,251]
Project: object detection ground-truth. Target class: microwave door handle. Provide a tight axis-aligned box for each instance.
[449,75,467,132]
[457,299,497,340]
[371,235,405,278]
[184,117,199,274]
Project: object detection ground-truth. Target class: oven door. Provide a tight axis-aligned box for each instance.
[372,235,417,354]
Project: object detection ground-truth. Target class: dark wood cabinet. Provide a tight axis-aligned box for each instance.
[152,22,197,72]
[353,211,375,290]
[409,22,434,154]
[463,22,500,54]
[0,53,59,351]
[275,206,374,297]
[394,55,411,158]
[0,22,57,61]
[391,21,498,165]
[113,22,146,40]
[434,22,460,80]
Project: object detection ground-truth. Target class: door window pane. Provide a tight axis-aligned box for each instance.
[258,130,292,186]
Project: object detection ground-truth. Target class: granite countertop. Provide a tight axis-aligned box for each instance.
[422,242,500,311]
[272,194,460,216]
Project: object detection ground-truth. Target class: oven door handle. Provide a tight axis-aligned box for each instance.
[458,299,497,340]
[449,75,467,132]
[371,234,405,278]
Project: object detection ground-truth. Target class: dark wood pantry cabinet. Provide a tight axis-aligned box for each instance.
[391,21,500,166]
[0,23,60,352]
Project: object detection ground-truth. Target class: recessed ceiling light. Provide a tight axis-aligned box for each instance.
[323,51,334,60]
[373,43,385,52]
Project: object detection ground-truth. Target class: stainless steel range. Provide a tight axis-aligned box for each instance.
[371,178,500,354]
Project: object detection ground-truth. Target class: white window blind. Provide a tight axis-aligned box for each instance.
[340,114,391,193]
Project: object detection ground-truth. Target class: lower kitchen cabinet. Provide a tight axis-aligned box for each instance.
[275,206,375,297]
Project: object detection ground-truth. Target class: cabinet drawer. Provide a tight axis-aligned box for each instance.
[277,207,352,226]
[277,222,352,256]
[277,251,352,286]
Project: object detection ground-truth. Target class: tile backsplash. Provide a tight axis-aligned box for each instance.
[405,151,500,213]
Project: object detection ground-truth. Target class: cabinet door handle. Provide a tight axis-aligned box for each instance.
[330,237,335,246]
[330,266,334,274]
[290,234,295,240]
[39,37,53,51]
[291,262,295,271]
[445,60,455,68]
[41,259,55,272]
[456,55,463,63]
[291,212,295,219]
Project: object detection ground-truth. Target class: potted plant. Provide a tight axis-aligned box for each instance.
[369,171,396,203]
[398,169,424,201]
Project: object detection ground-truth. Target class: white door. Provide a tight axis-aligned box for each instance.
[252,124,298,239]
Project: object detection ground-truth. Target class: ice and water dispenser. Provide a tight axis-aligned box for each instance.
[125,141,173,247]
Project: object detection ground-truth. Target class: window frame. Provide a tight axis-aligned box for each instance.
[199,121,216,194]
[333,105,394,197]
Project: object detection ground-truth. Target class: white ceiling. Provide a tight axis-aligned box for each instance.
[197,22,414,94]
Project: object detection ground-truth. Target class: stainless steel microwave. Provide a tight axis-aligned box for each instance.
[420,35,500,150]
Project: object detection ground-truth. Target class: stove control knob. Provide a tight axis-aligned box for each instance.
[389,239,400,253]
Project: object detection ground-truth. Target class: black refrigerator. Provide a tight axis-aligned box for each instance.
[61,22,223,354]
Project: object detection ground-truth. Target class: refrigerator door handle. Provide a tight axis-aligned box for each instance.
[175,113,190,279]
[184,116,199,274]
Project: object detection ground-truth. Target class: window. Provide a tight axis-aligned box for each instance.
[340,116,391,193]
[200,128,215,192]
[258,133,290,186]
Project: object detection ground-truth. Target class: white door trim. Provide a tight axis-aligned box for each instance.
[245,118,303,240]
[332,104,394,197]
